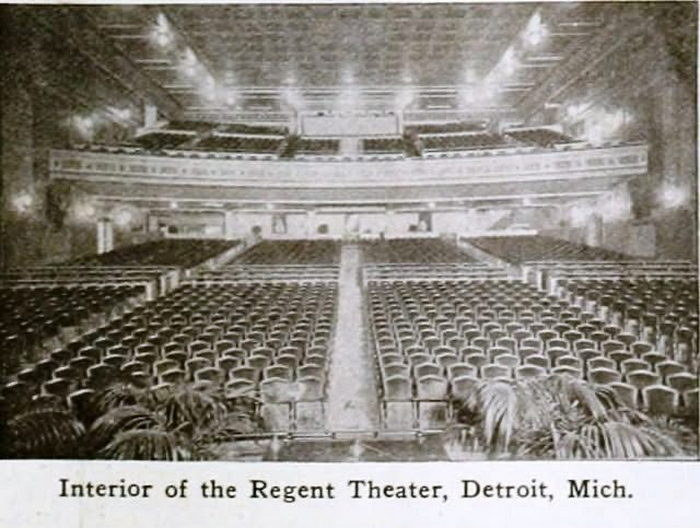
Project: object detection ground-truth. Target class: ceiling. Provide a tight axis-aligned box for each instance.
[165,4,535,88]
[91,3,605,118]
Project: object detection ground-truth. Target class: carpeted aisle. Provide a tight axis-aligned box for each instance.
[326,243,379,432]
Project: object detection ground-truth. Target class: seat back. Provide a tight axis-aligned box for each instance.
[642,385,678,415]
[416,374,448,399]
[383,375,412,400]
[588,367,621,385]
[297,375,323,400]
[627,370,659,391]
[516,365,547,379]
[481,364,511,380]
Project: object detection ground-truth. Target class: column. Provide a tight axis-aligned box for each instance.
[306,210,316,237]
[144,103,158,128]
[585,213,603,247]
[223,210,235,240]
[385,209,395,238]
[97,217,114,254]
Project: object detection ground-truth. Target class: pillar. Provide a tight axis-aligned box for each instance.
[306,210,316,237]
[144,103,158,128]
[223,210,235,240]
[97,217,114,254]
[385,209,395,238]
[585,213,603,247]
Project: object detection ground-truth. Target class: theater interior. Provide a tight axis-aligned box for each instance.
[0,3,697,461]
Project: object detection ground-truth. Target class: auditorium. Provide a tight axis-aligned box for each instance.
[0,3,697,461]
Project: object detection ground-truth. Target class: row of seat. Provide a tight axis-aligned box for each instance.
[166,120,216,133]
[216,123,287,136]
[231,240,341,265]
[72,239,238,267]
[279,136,340,157]
[0,284,145,378]
[295,138,340,155]
[504,128,573,147]
[134,131,192,150]
[364,263,507,282]
[421,133,506,152]
[524,259,697,290]
[467,235,630,263]
[558,278,697,369]
[406,122,487,135]
[196,135,283,153]
[362,239,478,263]
[194,265,339,282]
[362,137,406,154]
[0,265,170,280]
[1,282,338,417]
[367,276,698,420]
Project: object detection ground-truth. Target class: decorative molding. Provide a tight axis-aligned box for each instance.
[51,143,647,191]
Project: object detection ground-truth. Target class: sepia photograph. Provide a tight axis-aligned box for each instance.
[0,1,697,465]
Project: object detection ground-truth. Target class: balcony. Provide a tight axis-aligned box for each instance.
[49,142,647,204]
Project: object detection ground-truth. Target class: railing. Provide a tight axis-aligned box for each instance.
[181,111,291,123]
[51,142,648,189]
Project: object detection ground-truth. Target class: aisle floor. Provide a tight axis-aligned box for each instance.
[325,244,380,431]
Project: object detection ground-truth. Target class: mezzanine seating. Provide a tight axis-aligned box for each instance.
[468,235,630,264]
[420,132,505,152]
[134,131,194,150]
[295,138,340,156]
[362,137,406,154]
[231,240,341,265]
[71,239,238,267]
[406,122,487,134]
[195,135,283,153]
[165,121,215,133]
[504,128,573,147]
[217,123,288,136]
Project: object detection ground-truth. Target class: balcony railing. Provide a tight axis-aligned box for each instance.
[50,142,647,189]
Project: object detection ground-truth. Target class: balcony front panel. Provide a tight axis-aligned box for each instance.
[50,144,647,192]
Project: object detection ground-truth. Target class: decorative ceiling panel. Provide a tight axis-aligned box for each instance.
[88,3,612,116]
[165,4,537,88]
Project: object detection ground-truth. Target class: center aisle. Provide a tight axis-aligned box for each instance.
[326,243,380,432]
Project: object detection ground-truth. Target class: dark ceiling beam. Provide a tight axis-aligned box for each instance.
[27,8,182,117]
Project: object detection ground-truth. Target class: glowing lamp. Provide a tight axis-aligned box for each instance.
[660,183,688,209]
[12,191,34,214]
[113,209,133,228]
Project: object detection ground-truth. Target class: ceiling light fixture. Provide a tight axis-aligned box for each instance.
[151,13,173,48]
[12,191,34,214]
[659,183,688,209]
[524,11,548,47]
